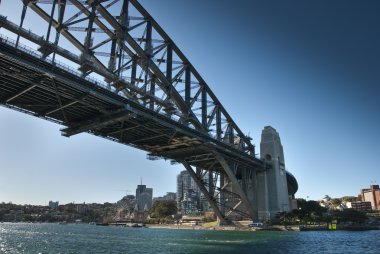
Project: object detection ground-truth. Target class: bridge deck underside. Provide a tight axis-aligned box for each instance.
[0,42,264,175]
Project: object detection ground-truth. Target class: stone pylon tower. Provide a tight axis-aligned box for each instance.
[257,126,290,221]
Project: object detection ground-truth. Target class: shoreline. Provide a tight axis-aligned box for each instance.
[2,222,378,232]
[144,224,300,232]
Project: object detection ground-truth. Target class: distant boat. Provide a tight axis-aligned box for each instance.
[128,223,145,228]
[58,221,67,225]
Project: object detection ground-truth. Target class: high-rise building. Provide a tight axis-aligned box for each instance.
[136,184,153,212]
[176,170,208,214]
[153,192,177,204]
[361,185,380,211]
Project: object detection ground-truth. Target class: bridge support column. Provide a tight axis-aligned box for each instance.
[258,126,290,222]
[257,170,270,221]
[245,169,259,221]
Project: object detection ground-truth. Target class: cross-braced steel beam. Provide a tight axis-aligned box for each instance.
[0,0,272,222]
[182,161,230,225]
[213,152,257,221]
[6,0,256,155]
[61,109,133,137]
[3,84,37,103]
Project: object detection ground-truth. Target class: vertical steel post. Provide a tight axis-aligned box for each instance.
[202,87,207,129]
[16,4,28,48]
[185,66,191,107]
[216,106,221,140]
[219,171,225,216]
[116,46,123,78]
[144,19,152,99]
[52,0,67,64]
[149,75,156,110]
[120,0,129,29]
[145,20,152,55]
[84,6,96,52]
[118,0,130,78]
[208,170,214,197]
[46,0,57,42]
[166,44,172,82]
[109,39,117,72]
[131,57,137,86]
[229,123,234,144]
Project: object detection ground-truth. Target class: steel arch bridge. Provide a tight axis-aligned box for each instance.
[0,0,297,224]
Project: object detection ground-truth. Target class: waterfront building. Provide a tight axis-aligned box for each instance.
[136,183,153,212]
[351,201,372,212]
[361,185,380,211]
[131,211,148,222]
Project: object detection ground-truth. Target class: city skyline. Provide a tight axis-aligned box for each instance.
[1,0,379,205]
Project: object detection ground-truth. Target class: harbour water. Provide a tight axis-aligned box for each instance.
[0,223,379,253]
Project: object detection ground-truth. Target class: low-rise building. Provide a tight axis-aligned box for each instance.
[351,201,372,212]
[361,185,380,211]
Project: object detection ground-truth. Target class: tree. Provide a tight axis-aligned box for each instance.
[149,200,177,218]
[335,209,368,224]
[304,200,326,214]
[295,199,327,224]
[341,196,358,202]
[323,195,331,201]
[296,198,307,210]
[330,198,342,207]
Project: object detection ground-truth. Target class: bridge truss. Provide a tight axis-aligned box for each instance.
[0,0,267,223]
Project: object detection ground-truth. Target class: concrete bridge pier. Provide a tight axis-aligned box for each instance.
[257,126,291,222]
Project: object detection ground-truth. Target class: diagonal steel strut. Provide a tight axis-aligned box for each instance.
[213,152,257,221]
[181,161,230,225]
[61,109,133,137]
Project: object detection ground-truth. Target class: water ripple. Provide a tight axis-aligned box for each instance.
[0,223,379,253]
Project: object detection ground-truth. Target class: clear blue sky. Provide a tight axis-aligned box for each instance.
[1,0,379,205]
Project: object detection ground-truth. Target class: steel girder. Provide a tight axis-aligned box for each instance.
[0,40,263,170]
[7,0,255,155]
[182,154,257,223]
[0,0,267,222]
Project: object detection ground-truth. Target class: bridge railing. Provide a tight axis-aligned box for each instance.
[0,33,114,93]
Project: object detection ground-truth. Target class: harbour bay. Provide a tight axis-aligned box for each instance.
[1,223,379,253]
